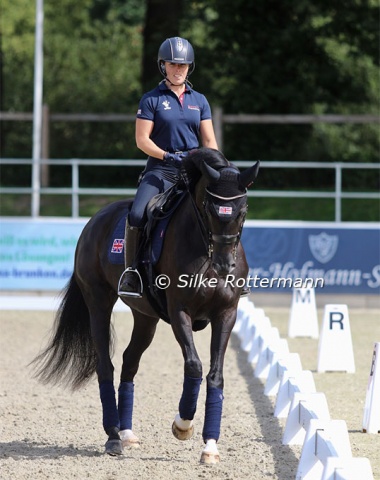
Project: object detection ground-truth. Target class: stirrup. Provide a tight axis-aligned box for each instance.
[118,267,143,298]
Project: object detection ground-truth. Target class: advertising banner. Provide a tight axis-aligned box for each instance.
[0,218,87,291]
[0,218,379,294]
[242,221,380,294]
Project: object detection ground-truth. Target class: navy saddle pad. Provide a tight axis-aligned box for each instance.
[108,214,171,266]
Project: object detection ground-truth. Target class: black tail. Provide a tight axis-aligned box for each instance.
[31,274,99,390]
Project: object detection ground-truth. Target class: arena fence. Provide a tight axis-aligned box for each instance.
[1,158,379,221]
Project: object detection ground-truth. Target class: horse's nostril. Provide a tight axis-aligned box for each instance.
[212,262,235,277]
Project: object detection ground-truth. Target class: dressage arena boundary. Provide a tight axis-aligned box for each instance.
[233,296,375,480]
[1,293,377,478]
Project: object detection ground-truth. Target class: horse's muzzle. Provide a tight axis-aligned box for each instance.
[212,258,236,278]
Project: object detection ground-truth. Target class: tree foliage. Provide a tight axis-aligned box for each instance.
[1,0,379,193]
[142,0,184,92]
[198,0,379,166]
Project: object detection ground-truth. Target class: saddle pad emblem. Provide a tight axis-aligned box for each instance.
[111,238,124,254]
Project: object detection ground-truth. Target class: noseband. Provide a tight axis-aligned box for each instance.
[203,189,247,259]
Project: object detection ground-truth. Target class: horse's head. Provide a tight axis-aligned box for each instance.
[185,149,259,278]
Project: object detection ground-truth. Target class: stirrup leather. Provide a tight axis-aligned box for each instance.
[118,267,143,298]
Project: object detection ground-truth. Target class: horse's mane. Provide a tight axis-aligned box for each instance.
[182,148,235,191]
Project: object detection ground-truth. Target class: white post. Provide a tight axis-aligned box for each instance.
[32,0,44,217]
[362,342,380,434]
[335,164,342,222]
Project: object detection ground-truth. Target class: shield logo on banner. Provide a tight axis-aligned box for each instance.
[308,232,339,264]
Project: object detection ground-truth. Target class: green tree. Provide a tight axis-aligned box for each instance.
[1,0,378,199]
[142,0,184,91]
[195,0,379,199]
[2,0,145,186]
[202,0,378,161]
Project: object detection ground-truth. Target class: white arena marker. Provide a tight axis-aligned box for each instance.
[362,342,380,434]
[317,304,355,373]
[263,341,291,397]
[288,286,319,338]
[247,315,271,365]
[321,457,374,480]
[282,392,330,445]
[274,369,316,419]
[254,327,280,379]
[296,419,352,480]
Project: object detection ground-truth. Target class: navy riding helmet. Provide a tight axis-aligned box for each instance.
[157,37,195,77]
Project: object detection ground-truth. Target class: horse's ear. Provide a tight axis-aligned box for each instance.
[200,161,221,184]
[239,161,260,188]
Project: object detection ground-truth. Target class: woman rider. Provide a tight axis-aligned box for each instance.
[118,37,218,297]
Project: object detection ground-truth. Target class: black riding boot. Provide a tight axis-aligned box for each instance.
[118,220,143,298]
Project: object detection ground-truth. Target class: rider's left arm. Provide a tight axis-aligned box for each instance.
[199,119,218,150]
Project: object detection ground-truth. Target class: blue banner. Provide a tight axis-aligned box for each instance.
[0,218,379,294]
[0,218,87,291]
[241,221,380,294]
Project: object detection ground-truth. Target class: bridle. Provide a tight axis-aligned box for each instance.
[202,188,248,260]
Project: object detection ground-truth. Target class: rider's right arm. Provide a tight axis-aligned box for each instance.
[135,118,166,161]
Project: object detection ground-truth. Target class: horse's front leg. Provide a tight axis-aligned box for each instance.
[200,308,237,465]
[119,310,159,449]
[170,310,203,441]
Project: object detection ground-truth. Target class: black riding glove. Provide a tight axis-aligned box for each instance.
[163,152,185,169]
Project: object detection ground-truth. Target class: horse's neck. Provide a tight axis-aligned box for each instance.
[171,185,208,257]
[193,178,207,211]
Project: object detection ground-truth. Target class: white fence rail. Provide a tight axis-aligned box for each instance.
[1,109,379,154]
[1,158,379,220]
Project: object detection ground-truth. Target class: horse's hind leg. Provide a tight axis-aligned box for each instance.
[118,309,159,448]
[82,286,122,456]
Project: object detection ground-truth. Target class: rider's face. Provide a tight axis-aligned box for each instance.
[164,62,189,85]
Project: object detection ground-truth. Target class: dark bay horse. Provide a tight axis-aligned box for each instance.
[31,148,259,464]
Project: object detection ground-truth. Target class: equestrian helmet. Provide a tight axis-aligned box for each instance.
[157,37,195,77]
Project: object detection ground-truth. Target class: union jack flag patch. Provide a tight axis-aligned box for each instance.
[111,238,124,253]
[219,206,232,215]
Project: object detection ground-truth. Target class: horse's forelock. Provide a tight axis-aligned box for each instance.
[183,148,231,187]
[209,168,245,197]
[184,148,229,171]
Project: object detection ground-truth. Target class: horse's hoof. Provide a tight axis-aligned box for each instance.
[105,438,123,456]
[200,451,220,465]
[172,421,194,440]
[123,437,140,448]
[120,429,140,449]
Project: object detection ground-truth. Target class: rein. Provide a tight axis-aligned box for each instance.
[185,182,211,256]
